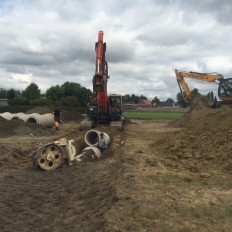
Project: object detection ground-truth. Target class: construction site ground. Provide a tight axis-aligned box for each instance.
[0,103,232,232]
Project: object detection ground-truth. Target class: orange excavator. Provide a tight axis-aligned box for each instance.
[81,31,122,128]
[175,69,232,106]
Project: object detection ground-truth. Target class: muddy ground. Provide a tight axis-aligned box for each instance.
[0,103,232,232]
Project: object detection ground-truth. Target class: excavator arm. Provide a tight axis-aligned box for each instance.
[86,31,122,123]
[174,69,232,104]
[175,70,192,103]
[93,31,109,115]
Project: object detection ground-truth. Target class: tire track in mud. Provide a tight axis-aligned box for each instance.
[0,158,122,232]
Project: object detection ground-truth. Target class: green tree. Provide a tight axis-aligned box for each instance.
[63,96,80,106]
[0,88,7,98]
[62,82,91,107]
[152,96,160,104]
[46,85,65,105]
[139,95,147,100]
[29,98,48,106]
[22,82,41,102]
[176,92,188,108]
[130,94,139,103]
[9,96,28,106]
[7,88,16,100]
[122,94,131,103]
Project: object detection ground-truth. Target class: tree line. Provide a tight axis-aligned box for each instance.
[0,82,214,107]
[0,82,166,107]
[0,82,92,107]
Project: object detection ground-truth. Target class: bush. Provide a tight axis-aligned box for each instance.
[9,96,28,106]
[29,98,49,106]
[63,96,80,107]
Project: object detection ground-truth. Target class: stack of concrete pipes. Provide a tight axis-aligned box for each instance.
[0,112,54,128]
[74,130,111,162]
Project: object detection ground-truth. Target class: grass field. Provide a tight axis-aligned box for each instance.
[123,111,185,120]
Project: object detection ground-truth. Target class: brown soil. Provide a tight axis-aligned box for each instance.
[26,107,85,121]
[1,104,232,231]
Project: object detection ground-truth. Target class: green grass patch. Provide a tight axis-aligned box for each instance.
[123,111,184,120]
[225,205,232,217]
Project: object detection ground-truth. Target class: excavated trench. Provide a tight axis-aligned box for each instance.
[1,103,232,231]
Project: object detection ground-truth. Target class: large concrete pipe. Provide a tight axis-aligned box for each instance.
[84,130,110,147]
[0,112,16,120]
[12,112,30,121]
[74,146,102,162]
[27,113,54,128]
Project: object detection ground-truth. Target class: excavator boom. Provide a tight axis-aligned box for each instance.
[175,69,232,105]
[84,31,122,125]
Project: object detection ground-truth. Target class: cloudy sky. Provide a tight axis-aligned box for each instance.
[0,0,232,101]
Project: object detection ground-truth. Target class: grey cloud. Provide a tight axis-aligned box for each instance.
[181,0,232,24]
[107,44,134,63]
[0,52,55,66]
[0,0,231,101]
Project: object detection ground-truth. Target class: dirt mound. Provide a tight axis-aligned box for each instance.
[26,106,53,114]
[27,107,84,122]
[170,98,213,127]
[154,106,232,174]
[0,116,54,137]
[62,110,84,121]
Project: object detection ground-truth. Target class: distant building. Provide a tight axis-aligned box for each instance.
[138,100,153,108]
[123,103,138,109]
[157,99,178,108]
[0,99,8,106]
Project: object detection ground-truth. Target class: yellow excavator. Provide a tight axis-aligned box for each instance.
[175,69,232,106]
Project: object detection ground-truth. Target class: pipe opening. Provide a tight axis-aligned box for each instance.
[12,117,19,120]
[27,118,38,124]
[85,130,99,146]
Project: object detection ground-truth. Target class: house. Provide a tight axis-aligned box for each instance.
[123,103,138,109]
[138,100,153,108]
[157,99,178,108]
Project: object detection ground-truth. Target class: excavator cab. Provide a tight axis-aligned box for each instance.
[218,78,232,100]
[87,94,122,122]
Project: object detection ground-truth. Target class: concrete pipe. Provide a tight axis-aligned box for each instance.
[27,113,54,128]
[0,112,17,120]
[84,130,110,147]
[12,112,29,121]
[74,146,102,162]
[82,146,102,158]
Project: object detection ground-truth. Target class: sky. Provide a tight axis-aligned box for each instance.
[0,0,232,101]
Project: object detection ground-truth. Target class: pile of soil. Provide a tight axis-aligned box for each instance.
[26,107,84,122]
[154,100,232,174]
[62,110,85,121]
[0,116,54,137]
[26,106,53,114]
[170,98,212,127]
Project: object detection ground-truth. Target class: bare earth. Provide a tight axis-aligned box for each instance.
[1,103,232,232]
